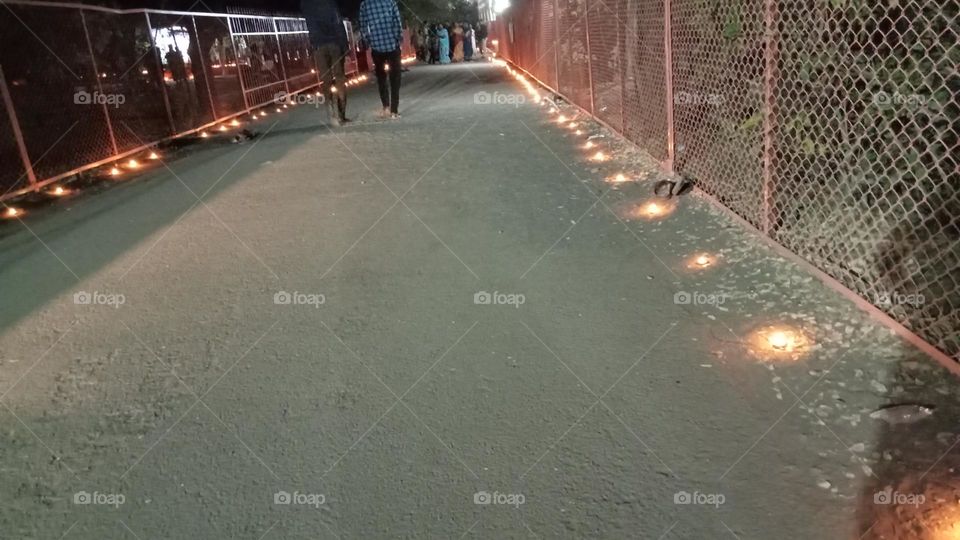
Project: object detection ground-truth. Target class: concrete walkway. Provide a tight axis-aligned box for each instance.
[1,61,959,539]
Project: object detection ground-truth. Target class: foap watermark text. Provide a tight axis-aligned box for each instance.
[274,490,325,508]
[274,291,325,308]
[74,90,125,108]
[74,291,126,308]
[474,291,525,308]
[474,490,525,507]
[474,91,525,107]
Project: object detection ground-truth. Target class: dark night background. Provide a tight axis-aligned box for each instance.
[63,0,481,24]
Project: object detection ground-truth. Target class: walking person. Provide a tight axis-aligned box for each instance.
[358,0,404,119]
[463,23,474,61]
[302,0,349,125]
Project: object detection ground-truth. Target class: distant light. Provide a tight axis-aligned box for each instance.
[200,131,209,138]
[51,186,66,196]
[584,141,595,149]
[575,129,583,135]
[5,207,21,218]
[141,69,149,75]
[110,166,122,176]
[219,125,228,131]
[331,86,338,93]
[149,152,159,160]
[275,108,282,113]
[491,39,499,45]
[127,159,139,169]
[591,151,606,161]
[557,115,567,122]
[696,255,711,266]
[311,68,317,74]
[230,119,240,127]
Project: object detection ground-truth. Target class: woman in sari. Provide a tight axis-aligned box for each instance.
[437,25,451,64]
[452,23,464,62]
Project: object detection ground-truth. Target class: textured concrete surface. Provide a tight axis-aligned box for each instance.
[1,61,958,539]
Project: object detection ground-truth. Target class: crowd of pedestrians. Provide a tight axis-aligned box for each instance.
[412,22,488,64]
[302,0,489,124]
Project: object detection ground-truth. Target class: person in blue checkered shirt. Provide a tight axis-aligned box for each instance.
[358,0,404,118]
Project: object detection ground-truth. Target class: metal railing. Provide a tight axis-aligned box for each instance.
[0,0,366,199]
[491,0,959,362]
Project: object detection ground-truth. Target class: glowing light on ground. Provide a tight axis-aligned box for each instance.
[126,159,139,169]
[219,125,228,131]
[4,207,22,218]
[50,186,67,196]
[746,326,812,361]
[557,115,567,123]
[591,151,607,162]
[110,166,122,176]
[621,200,676,221]
[568,122,577,129]
[149,152,159,160]
[584,141,594,149]
[684,253,716,269]
[605,173,634,186]
[200,131,209,138]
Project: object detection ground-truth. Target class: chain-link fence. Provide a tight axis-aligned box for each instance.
[0,1,377,199]
[491,1,959,361]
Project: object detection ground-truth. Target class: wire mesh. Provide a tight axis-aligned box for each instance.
[556,0,592,112]
[0,5,114,183]
[193,16,246,119]
[494,0,959,361]
[0,69,29,195]
[0,3,326,196]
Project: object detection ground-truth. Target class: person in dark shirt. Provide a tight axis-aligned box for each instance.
[302,0,350,125]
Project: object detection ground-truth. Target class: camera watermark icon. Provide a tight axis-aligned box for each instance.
[873,91,924,110]
[73,491,125,508]
[873,487,925,507]
[673,291,726,306]
[474,290,525,308]
[474,91,526,107]
[673,490,725,507]
[873,291,925,307]
[73,290,126,308]
[274,290,325,308]
[74,90,126,108]
[274,490,325,508]
[274,90,325,107]
[473,490,525,507]
[675,91,723,106]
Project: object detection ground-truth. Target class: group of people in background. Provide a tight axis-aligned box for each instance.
[412,22,488,65]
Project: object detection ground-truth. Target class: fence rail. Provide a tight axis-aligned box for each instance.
[0,1,374,199]
[491,0,959,362]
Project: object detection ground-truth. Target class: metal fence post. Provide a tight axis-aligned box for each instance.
[0,64,37,189]
[272,18,291,95]
[192,16,219,121]
[145,12,177,135]
[584,1,595,113]
[761,0,779,234]
[228,17,251,111]
[553,0,560,89]
[662,0,675,173]
[80,9,119,156]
